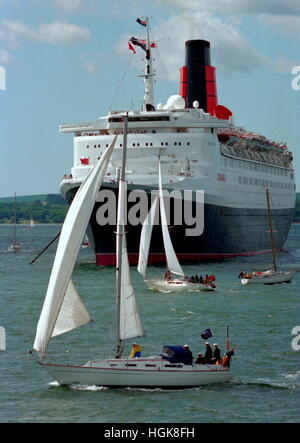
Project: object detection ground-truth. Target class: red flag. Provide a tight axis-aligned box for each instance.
[130,37,146,51]
[226,336,230,352]
[130,37,156,53]
[128,41,136,54]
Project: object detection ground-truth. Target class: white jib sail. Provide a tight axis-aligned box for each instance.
[33,138,116,358]
[158,161,184,277]
[137,195,159,278]
[118,180,144,340]
[52,279,90,337]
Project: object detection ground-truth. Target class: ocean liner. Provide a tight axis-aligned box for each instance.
[60,19,295,266]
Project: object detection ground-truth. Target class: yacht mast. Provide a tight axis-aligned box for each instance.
[266,188,277,272]
[12,192,17,244]
[115,115,128,358]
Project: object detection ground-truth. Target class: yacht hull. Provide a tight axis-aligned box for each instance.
[145,279,215,292]
[40,360,231,388]
[241,270,297,285]
[8,242,21,252]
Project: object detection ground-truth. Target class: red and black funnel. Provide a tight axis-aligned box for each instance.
[179,39,218,113]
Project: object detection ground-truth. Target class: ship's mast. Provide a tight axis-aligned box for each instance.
[141,17,155,111]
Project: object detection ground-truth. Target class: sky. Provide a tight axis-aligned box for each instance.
[0,0,299,197]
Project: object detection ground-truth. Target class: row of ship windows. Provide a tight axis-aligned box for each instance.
[238,176,295,189]
[222,156,289,177]
[85,142,191,149]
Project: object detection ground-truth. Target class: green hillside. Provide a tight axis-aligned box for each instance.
[0,194,61,204]
[0,194,68,224]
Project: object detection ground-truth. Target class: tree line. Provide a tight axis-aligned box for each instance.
[0,194,68,224]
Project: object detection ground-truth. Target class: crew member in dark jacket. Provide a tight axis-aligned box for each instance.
[212,343,221,364]
[195,353,206,364]
[183,344,193,365]
[204,342,213,363]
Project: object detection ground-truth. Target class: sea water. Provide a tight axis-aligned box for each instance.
[0,223,299,423]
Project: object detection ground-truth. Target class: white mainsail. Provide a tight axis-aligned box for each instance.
[117,180,144,341]
[158,161,184,277]
[137,161,184,278]
[137,195,159,278]
[119,235,144,340]
[33,138,116,358]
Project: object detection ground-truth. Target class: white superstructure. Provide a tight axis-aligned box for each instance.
[60,106,295,211]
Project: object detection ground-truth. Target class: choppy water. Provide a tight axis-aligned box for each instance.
[0,223,299,423]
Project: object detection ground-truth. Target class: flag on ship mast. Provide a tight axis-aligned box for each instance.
[129,37,156,52]
[136,18,147,27]
[128,41,136,54]
[130,37,146,52]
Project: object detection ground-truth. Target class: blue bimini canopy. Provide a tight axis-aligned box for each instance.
[160,346,192,364]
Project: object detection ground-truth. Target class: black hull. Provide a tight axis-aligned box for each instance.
[65,186,294,266]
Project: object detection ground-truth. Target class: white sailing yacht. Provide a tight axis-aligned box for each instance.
[24,217,35,231]
[33,117,231,388]
[240,188,297,285]
[8,193,21,252]
[81,236,89,248]
[138,161,216,292]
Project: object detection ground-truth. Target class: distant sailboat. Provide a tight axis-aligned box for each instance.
[138,161,216,292]
[240,188,296,285]
[24,217,35,231]
[33,117,231,388]
[8,193,21,252]
[81,234,89,248]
